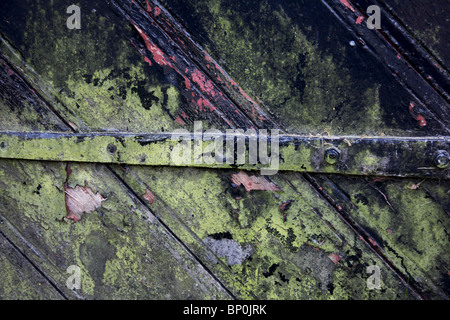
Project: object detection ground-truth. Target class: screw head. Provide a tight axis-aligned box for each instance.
[0,141,9,151]
[433,150,449,169]
[325,147,340,165]
[106,143,117,154]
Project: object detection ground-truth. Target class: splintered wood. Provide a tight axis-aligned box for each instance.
[65,184,105,222]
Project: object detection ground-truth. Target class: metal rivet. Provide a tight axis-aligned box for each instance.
[324,147,340,165]
[433,150,449,169]
[107,143,117,154]
[0,141,9,151]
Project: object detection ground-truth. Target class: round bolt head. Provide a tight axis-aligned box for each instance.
[0,141,9,151]
[433,150,449,169]
[106,143,117,154]
[325,147,340,165]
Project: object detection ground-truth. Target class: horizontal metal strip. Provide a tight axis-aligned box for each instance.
[0,131,448,178]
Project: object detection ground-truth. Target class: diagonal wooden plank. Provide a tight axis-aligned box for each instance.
[0,0,446,300]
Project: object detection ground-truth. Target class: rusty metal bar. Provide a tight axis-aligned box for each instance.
[0,131,448,178]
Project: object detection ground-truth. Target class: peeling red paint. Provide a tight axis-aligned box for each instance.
[281,200,293,222]
[175,116,185,125]
[133,23,172,68]
[197,98,216,112]
[231,171,282,192]
[355,16,364,24]
[183,76,191,90]
[204,50,213,62]
[409,102,427,126]
[416,114,427,127]
[368,237,378,247]
[180,110,188,119]
[191,69,216,97]
[154,6,161,16]
[144,56,152,66]
[280,200,293,211]
[128,4,273,128]
[142,188,155,204]
[340,0,355,12]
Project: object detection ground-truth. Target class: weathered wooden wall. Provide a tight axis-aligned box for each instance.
[0,0,448,300]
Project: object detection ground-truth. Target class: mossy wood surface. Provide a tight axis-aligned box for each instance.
[0,0,448,299]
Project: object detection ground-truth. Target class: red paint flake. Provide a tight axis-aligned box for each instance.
[191,69,216,97]
[177,37,185,46]
[416,114,427,127]
[368,237,378,247]
[223,117,232,126]
[142,189,155,204]
[231,171,282,192]
[340,0,355,12]
[175,116,185,125]
[170,55,177,62]
[204,50,213,62]
[408,102,427,126]
[281,200,293,221]
[146,0,152,12]
[397,53,402,60]
[227,76,238,87]
[184,76,191,90]
[355,16,364,24]
[337,205,343,211]
[154,6,161,16]
[239,87,257,106]
[144,56,152,66]
[328,253,341,264]
[280,200,293,211]
[180,110,188,119]
[197,98,216,112]
[174,116,185,126]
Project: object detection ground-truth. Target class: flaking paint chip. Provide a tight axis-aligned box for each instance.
[231,171,281,192]
[65,184,105,222]
[328,253,341,264]
[142,188,155,204]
